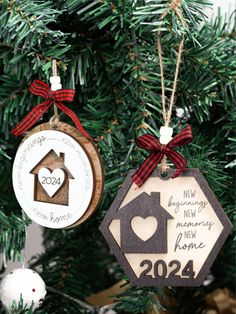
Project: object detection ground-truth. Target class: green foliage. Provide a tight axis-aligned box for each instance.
[114,285,166,313]
[0,135,30,263]
[1,294,35,314]
[0,0,235,313]
[0,211,30,263]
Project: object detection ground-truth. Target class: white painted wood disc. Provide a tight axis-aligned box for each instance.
[12,129,94,228]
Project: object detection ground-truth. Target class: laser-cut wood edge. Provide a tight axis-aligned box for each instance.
[20,122,104,227]
[100,169,233,286]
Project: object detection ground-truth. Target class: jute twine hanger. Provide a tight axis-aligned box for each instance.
[157,0,186,173]
[50,59,60,128]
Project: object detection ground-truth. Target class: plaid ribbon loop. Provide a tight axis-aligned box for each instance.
[132,125,193,187]
[11,79,91,139]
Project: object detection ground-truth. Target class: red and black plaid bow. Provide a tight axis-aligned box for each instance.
[11,79,91,139]
[132,125,193,187]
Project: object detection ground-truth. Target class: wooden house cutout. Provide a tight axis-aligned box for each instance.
[30,150,74,206]
[115,192,174,253]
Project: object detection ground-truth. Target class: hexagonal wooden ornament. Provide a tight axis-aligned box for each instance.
[100,169,232,286]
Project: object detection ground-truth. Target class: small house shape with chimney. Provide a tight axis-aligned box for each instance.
[115,192,174,253]
[30,150,74,206]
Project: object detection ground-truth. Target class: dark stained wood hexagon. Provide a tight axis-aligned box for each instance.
[100,169,233,286]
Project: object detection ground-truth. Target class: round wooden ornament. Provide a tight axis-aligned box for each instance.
[12,122,104,229]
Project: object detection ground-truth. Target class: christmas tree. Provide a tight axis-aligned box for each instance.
[0,0,235,313]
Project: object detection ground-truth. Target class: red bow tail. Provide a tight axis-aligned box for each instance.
[131,125,193,187]
[11,100,51,136]
[11,79,91,140]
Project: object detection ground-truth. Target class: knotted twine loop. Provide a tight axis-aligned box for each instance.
[49,100,60,129]
[131,0,193,187]
[157,0,186,173]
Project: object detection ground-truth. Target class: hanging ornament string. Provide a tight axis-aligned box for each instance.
[152,0,185,127]
[50,59,60,127]
[158,36,184,127]
[132,0,193,187]
[11,60,92,140]
[157,3,185,172]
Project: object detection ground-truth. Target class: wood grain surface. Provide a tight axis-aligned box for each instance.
[21,122,104,227]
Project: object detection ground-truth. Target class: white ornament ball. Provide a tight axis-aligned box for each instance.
[0,268,46,312]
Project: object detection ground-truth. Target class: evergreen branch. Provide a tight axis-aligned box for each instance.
[0,211,30,263]
[0,0,66,51]
[0,1,235,313]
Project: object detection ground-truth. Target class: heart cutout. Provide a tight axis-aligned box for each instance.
[131,216,158,241]
[38,168,65,198]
